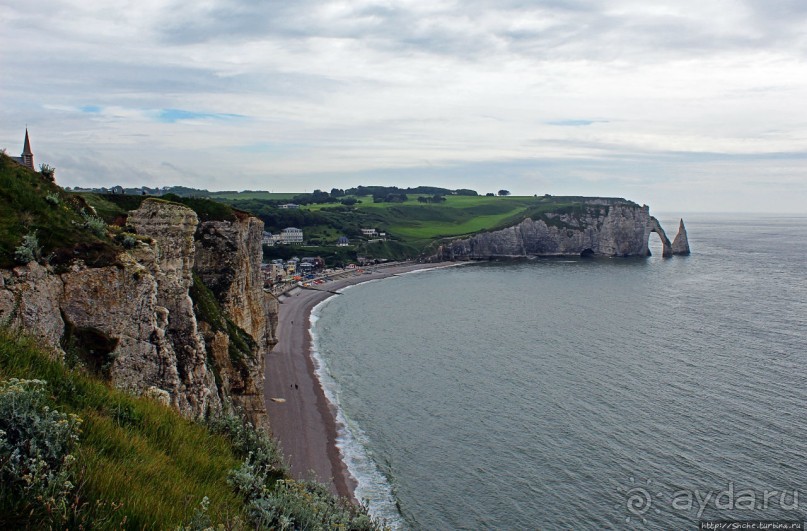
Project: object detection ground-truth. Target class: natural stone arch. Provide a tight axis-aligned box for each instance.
[647,217,672,257]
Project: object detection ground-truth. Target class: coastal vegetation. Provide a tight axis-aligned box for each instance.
[0,329,382,529]
[0,159,383,529]
[0,154,120,269]
[63,175,638,265]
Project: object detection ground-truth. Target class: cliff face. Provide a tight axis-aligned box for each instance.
[194,215,278,429]
[0,199,277,426]
[439,202,647,259]
[438,202,682,259]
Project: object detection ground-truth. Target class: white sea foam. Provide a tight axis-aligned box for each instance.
[309,292,405,530]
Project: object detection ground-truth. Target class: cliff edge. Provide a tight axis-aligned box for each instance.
[437,200,687,259]
[0,197,276,427]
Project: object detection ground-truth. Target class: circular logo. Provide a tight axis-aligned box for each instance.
[625,485,652,517]
[617,476,662,524]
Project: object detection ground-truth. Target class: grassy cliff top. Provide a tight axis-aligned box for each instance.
[0,154,121,269]
[224,191,638,258]
[77,192,244,224]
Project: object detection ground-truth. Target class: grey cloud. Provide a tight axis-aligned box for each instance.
[155,0,806,62]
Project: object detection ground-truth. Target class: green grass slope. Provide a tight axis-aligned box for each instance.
[217,191,636,261]
[0,154,121,269]
[0,331,380,530]
[0,330,245,528]
[77,192,241,224]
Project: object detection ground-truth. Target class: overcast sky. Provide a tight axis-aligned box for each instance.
[2,0,806,212]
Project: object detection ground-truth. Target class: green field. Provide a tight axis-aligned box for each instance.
[210,190,631,261]
[305,194,567,247]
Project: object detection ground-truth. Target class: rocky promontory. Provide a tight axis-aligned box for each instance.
[0,198,277,427]
[437,199,687,260]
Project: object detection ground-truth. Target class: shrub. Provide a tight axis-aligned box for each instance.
[209,407,284,473]
[45,192,60,206]
[13,231,41,264]
[40,164,55,181]
[235,476,378,531]
[211,408,381,530]
[0,378,82,525]
[81,211,107,237]
[122,235,137,249]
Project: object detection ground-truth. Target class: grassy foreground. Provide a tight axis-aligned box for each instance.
[0,330,380,530]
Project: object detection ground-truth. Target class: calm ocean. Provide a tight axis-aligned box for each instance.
[311,214,807,529]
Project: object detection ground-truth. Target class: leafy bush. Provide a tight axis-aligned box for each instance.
[234,475,378,531]
[211,408,381,530]
[0,378,82,525]
[122,234,137,249]
[40,164,55,181]
[209,407,285,474]
[14,231,41,264]
[81,211,107,237]
[45,192,60,206]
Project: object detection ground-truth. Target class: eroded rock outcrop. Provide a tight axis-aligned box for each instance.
[440,201,656,259]
[647,216,673,257]
[437,200,685,260]
[672,219,691,255]
[0,262,64,348]
[194,214,277,429]
[0,198,277,427]
[128,200,220,417]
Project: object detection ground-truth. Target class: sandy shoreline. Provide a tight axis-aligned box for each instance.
[263,261,459,501]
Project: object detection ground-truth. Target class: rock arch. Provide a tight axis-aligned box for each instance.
[648,216,673,257]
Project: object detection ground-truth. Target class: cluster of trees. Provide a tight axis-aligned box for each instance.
[417,195,447,203]
[343,185,478,197]
[286,189,336,206]
[373,192,408,203]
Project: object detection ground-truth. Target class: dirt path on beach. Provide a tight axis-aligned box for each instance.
[264,262,458,500]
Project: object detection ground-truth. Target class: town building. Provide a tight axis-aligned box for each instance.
[336,236,350,247]
[361,228,377,236]
[279,203,300,209]
[281,227,303,244]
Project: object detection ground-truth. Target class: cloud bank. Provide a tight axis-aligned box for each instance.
[2,0,807,211]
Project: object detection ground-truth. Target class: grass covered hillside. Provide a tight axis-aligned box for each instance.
[59,178,637,262]
[0,330,381,530]
[0,154,124,269]
[222,191,636,259]
[0,159,382,529]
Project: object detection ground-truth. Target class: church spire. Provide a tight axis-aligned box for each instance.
[20,128,34,170]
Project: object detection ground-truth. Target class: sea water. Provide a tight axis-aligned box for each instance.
[311,214,807,529]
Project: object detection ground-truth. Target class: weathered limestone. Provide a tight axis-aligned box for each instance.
[440,202,648,259]
[127,201,219,416]
[0,262,65,350]
[437,201,686,260]
[195,216,276,350]
[194,215,277,429]
[0,198,277,428]
[672,219,691,255]
[60,250,183,408]
[647,216,673,257]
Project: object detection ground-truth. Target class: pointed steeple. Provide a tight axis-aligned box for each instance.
[20,128,34,170]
